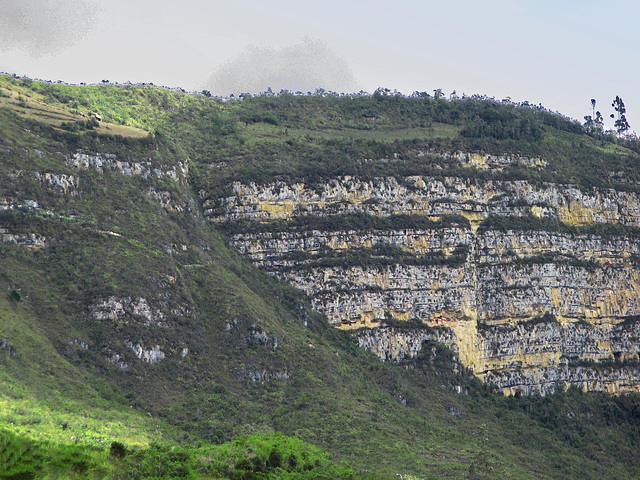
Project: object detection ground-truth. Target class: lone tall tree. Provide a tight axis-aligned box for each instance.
[611,96,630,136]
[584,98,604,133]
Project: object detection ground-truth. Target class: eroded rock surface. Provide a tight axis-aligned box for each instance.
[207,151,640,394]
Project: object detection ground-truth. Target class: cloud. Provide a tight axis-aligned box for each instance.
[207,38,358,96]
[0,0,99,55]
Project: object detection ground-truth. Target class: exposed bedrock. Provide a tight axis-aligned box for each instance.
[207,159,640,394]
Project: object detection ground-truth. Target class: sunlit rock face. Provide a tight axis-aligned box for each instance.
[206,152,640,394]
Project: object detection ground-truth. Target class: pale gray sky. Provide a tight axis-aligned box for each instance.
[0,0,638,131]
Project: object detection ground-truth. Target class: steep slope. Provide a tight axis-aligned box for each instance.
[2,75,640,479]
[191,94,640,395]
[217,170,640,395]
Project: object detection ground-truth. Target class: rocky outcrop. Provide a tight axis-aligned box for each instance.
[233,227,640,325]
[107,352,129,371]
[208,176,640,227]
[66,152,188,184]
[90,297,167,326]
[0,198,39,211]
[0,227,46,247]
[354,318,640,395]
[476,263,640,321]
[237,366,290,383]
[281,264,475,327]
[35,172,79,195]
[0,338,16,357]
[146,187,191,213]
[356,325,458,361]
[231,227,472,263]
[206,150,640,394]
[485,362,640,395]
[127,342,166,364]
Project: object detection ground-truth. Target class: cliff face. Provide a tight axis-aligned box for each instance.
[208,153,640,394]
[207,173,640,227]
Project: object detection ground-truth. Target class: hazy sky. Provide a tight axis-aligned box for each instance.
[0,0,638,131]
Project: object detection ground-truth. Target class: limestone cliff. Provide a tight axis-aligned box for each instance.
[209,152,640,394]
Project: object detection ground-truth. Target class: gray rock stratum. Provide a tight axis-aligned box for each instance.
[206,152,640,394]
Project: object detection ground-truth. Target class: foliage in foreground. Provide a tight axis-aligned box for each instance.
[0,430,388,480]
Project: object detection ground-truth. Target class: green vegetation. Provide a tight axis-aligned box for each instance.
[1,74,640,479]
[478,214,640,238]
[61,117,100,132]
[269,244,470,272]
[3,74,640,198]
[509,253,599,271]
[611,96,631,136]
[1,431,380,480]
[223,214,470,235]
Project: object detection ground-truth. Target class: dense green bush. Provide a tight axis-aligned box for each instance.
[110,441,127,459]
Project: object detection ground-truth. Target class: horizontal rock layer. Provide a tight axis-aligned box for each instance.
[207,175,640,227]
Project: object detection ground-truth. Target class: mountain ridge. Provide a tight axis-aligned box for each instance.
[1,74,640,479]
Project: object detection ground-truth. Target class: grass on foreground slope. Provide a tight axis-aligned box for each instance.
[1,430,384,480]
[0,295,175,448]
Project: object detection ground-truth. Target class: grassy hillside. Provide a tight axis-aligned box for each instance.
[1,74,640,479]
